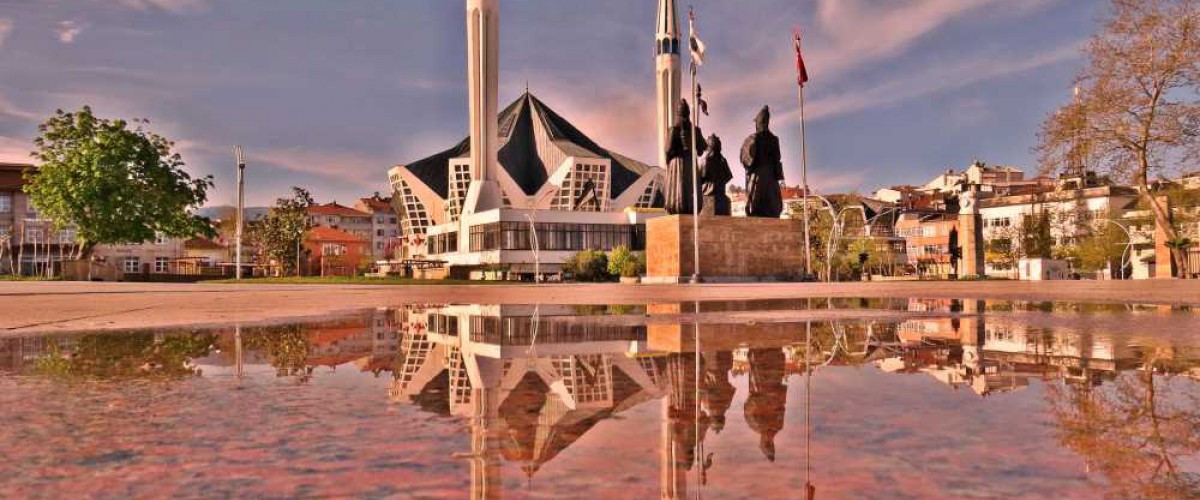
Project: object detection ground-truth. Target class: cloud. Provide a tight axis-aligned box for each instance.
[0,136,34,164]
[0,18,12,48]
[118,0,207,14]
[250,147,391,191]
[0,93,40,121]
[56,21,83,44]
[796,41,1082,123]
[709,0,1059,101]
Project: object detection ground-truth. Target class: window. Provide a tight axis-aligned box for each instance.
[0,193,11,213]
[322,243,347,256]
[376,229,384,237]
[57,228,76,244]
[154,257,170,273]
[468,222,646,252]
[154,233,170,245]
[552,163,610,212]
[445,163,472,222]
[24,227,42,244]
[124,258,141,274]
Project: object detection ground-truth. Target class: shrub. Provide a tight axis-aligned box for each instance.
[607,246,646,278]
[564,249,610,282]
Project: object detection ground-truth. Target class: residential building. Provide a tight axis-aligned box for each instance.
[354,194,402,259]
[308,202,373,243]
[1,162,77,276]
[92,234,189,275]
[894,212,959,277]
[304,226,369,277]
[977,177,1138,278]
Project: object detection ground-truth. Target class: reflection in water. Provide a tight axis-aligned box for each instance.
[1,299,1198,498]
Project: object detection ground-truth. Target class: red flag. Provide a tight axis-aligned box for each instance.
[794,28,809,87]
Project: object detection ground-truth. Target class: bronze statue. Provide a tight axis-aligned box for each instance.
[740,106,785,218]
[698,134,733,216]
[664,99,707,215]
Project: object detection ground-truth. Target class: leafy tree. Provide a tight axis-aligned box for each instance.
[1038,0,1200,278]
[254,187,313,276]
[26,106,214,258]
[1076,221,1131,274]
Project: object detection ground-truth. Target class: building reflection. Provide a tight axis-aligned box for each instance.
[2,299,1197,498]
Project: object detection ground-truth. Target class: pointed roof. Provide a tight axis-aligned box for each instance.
[657,0,679,38]
[400,92,653,198]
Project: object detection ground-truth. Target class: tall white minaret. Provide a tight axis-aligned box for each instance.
[655,0,681,171]
[464,0,502,214]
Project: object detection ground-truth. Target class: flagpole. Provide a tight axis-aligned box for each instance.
[799,84,811,280]
[688,12,702,285]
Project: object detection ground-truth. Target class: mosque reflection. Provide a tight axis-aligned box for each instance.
[3,299,1198,498]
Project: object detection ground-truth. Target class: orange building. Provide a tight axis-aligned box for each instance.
[304,226,369,277]
[894,213,959,277]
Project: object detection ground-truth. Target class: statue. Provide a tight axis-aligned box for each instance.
[740,106,784,218]
[664,99,707,215]
[958,182,979,215]
[698,134,732,216]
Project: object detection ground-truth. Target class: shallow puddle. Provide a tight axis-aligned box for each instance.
[2,298,1198,499]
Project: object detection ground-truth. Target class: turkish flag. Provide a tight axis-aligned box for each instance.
[794,29,810,87]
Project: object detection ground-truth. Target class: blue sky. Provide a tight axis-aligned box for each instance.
[0,0,1101,206]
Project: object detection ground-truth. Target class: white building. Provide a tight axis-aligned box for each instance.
[977,181,1138,278]
[386,0,671,279]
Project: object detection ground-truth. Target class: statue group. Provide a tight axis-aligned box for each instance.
[663,100,784,218]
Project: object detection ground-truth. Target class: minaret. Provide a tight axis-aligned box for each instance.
[655,0,681,171]
[464,0,503,215]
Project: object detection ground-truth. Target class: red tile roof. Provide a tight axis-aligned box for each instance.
[308,202,371,218]
[307,226,367,243]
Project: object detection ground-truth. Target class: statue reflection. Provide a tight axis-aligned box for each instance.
[744,348,788,462]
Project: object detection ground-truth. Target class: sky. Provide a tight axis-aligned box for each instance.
[0,0,1103,207]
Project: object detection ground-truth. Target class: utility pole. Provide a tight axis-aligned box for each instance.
[234,146,246,280]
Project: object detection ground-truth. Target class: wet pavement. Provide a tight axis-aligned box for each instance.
[2,298,1198,499]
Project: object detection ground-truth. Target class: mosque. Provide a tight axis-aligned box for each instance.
[387,0,682,279]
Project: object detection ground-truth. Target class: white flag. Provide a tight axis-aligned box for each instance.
[689,10,706,67]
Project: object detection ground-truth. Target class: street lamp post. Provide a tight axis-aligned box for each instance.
[234,146,246,281]
[1097,218,1134,279]
[523,188,559,283]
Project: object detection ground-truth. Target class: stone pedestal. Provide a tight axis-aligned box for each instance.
[644,215,806,283]
[958,212,985,278]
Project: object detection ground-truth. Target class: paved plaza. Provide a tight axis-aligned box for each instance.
[2,280,1198,335]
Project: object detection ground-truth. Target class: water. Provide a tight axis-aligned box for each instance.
[2,299,1198,499]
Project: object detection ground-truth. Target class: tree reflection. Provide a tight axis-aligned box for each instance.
[1047,358,1200,498]
[34,332,216,379]
[239,324,311,378]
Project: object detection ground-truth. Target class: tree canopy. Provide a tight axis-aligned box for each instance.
[254,187,314,276]
[1039,0,1200,277]
[26,106,215,257]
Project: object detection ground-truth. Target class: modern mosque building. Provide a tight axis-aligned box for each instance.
[387,0,681,279]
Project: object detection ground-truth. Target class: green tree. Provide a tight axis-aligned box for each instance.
[26,106,214,259]
[1076,222,1130,273]
[254,187,313,276]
